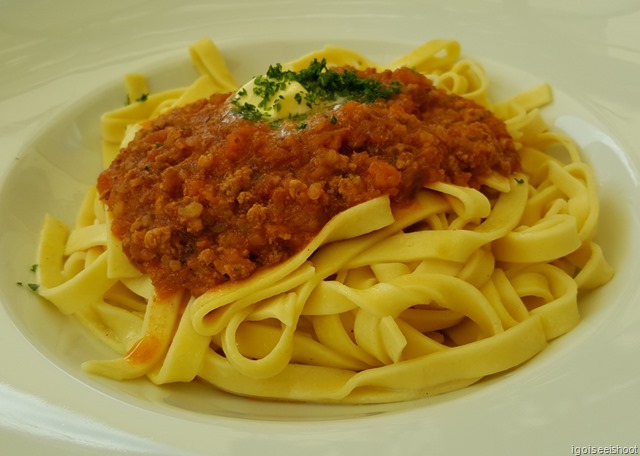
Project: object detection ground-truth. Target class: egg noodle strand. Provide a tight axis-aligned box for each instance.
[36,38,613,403]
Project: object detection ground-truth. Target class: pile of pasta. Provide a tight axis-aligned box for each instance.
[37,38,613,403]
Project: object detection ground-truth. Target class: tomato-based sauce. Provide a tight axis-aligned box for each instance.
[97,66,518,297]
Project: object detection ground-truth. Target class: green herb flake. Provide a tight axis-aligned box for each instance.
[231,98,264,121]
[515,177,525,185]
[16,282,40,292]
[126,93,150,105]
[30,264,38,273]
[136,93,149,103]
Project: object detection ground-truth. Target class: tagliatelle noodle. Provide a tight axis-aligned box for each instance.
[36,38,614,404]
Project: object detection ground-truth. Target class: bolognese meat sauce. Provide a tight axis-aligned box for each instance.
[97,64,519,297]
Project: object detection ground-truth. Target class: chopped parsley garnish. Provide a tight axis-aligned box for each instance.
[236,100,267,122]
[16,264,41,292]
[125,93,150,105]
[294,59,401,104]
[16,282,40,292]
[515,177,525,185]
[231,59,402,122]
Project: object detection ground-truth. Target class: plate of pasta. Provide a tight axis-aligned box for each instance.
[1,1,639,455]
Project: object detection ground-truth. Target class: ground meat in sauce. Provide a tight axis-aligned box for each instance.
[97,66,519,297]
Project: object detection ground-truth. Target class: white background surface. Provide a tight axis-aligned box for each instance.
[1,1,639,455]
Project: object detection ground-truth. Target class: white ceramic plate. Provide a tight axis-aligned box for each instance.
[1,1,639,454]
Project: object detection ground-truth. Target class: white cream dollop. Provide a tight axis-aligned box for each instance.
[232,76,312,121]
